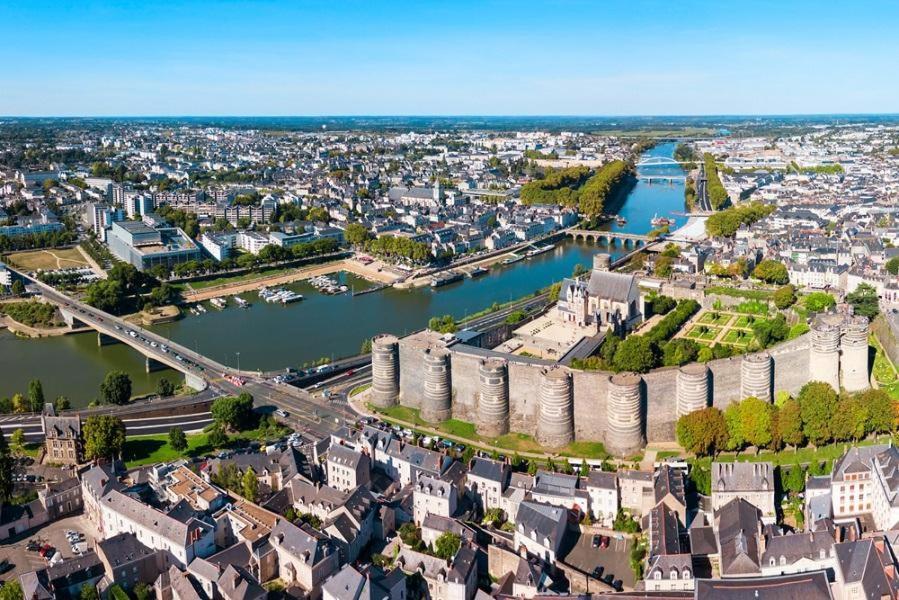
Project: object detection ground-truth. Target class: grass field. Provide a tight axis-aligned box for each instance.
[686,325,721,341]
[122,424,285,467]
[733,315,758,328]
[699,313,733,327]
[722,329,754,346]
[186,266,295,290]
[6,247,88,271]
[371,404,609,459]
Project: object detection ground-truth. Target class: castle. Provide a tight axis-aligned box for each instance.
[369,261,871,458]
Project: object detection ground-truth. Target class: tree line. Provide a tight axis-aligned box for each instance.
[705,202,774,237]
[703,153,729,210]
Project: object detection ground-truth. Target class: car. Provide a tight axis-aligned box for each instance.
[600,535,610,548]
[0,560,12,574]
[38,545,54,558]
[26,540,40,552]
[602,573,614,585]
[275,409,288,417]
[592,534,601,548]
[591,566,604,579]
[612,580,623,591]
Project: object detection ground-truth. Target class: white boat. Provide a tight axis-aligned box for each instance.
[210,297,227,310]
[234,297,250,308]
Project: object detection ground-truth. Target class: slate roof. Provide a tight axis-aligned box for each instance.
[515,501,567,552]
[586,470,617,491]
[711,462,773,493]
[716,498,762,577]
[654,465,686,508]
[585,270,637,302]
[694,570,833,600]
[834,537,899,598]
[761,530,835,567]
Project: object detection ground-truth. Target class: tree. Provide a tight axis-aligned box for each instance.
[0,432,13,503]
[169,427,188,453]
[208,423,229,448]
[752,314,789,348]
[83,415,126,461]
[242,467,259,502]
[0,581,24,600]
[676,407,728,456]
[84,279,125,313]
[156,378,176,398]
[10,279,25,296]
[846,283,879,320]
[780,464,806,495]
[344,223,371,246]
[211,393,254,432]
[662,338,700,367]
[803,292,836,313]
[100,371,132,405]
[11,393,28,414]
[887,257,899,276]
[650,295,676,316]
[831,395,870,442]
[9,428,25,457]
[27,379,45,412]
[79,584,98,600]
[132,583,152,600]
[772,284,797,309]
[613,336,658,373]
[797,381,838,446]
[859,389,897,434]
[772,397,805,448]
[724,402,746,451]
[752,260,789,285]
[654,255,674,277]
[54,395,71,411]
[398,522,422,548]
[739,396,773,450]
[433,532,462,560]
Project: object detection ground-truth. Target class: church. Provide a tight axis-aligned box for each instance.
[556,253,641,336]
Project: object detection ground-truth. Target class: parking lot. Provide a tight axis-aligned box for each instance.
[0,514,97,582]
[561,530,635,590]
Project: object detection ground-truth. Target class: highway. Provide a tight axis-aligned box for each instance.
[696,163,712,212]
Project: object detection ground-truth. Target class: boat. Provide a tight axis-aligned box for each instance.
[525,243,555,258]
[501,253,525,265]
[431,272,464,288]
[650,213,675,227]
[468,266,488,278]
[195,304,207,314]
[210,297,227,310]
[279,291,304,304]
[234,297,250,308]
[616,216,627,226]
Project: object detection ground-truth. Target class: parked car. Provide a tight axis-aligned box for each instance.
[592,534,601,549]
[591,566,604,579]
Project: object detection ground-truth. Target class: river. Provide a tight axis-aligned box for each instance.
[0,143,687,404]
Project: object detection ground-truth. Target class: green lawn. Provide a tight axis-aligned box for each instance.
[686,325,721,341]
[187,266,294,290]
[699,312,733,327]
[705,286,773,301]
[733,315,759,328]
[123,431,214,467]
[687,437,891,473]
[723,329,754,346]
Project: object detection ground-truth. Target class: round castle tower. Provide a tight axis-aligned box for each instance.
[421,348,452,423]
[593,253,611,272]
[370,334,400,408]
[810,317,841,391]
[536,366,574,448]
[606,372,644,457]
[740,352,772,402]
[477,358,510,438]
[840,315,870,392]
[676,363,710,417]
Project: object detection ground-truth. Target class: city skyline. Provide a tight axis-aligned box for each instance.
[3,0,899,117]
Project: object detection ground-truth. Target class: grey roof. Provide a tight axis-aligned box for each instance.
[166,565,205,600]
[416,474,455,499]
[585,470,617,491]
[831,444,889,481]
[648,503,683,557]
[711,462,773,494]
[654,465,686,508]
[716,498,762,577]
[761,530,835,566]
[585,270,637,302]
[468,456,509,484]
[43,415,81,439]
[834,538,899,597]
[216,564,265,600]
[515,501,567,551]
[97,532,158,568]
[101,489,211,548]
[694,570,832,600]
[271,518,334,565]
[328,444,368,470]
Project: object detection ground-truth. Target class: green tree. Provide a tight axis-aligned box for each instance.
[739,396,773,450]
[79,584,98,600]
[9,428,25,457]
[156,378,176,398]
[208,423,229,448]
[10,279,25,296]
[887,257,899,276]
[83,415,126,461]
[242,467,259,502]
[798,381,838,446]
[344,223,371,246]
[11,393,28,414]
[772,397,805,448]
[211,393,254,432]
[724,402,746,451]
[54,395,70,411]
[859,389,897,434]
[433,531,462,560]
[675,407,728,456]
[846,283,879,320]
[100,371,132,405]
[752,260,789,285]
[132,583,152,600]
[0,580,24,600]
[803,292,836,312]
[0,431,13,503]
[832,395,871,442]
[772,284,797,309]
[662,338,700,367]
[169,427,188,453]
[427,314,457,334]
[612,336,658,373]
[27,379,45,412]
[398,522,422,548]
[654,255,674,277]
[780,464,806,495]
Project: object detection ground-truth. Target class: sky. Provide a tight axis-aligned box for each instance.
[2,0,898,117]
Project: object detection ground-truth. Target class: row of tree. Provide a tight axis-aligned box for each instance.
[519,165,591,206]
[703,153,729,210]
[364,234,432,264]
[705,202,775,237]
[676,382,896,457]
[577,160,633,220]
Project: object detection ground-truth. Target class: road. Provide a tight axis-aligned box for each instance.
[696,163,712,212]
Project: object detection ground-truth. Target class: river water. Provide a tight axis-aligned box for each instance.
[0,143,687,404]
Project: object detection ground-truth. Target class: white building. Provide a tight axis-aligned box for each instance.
[413,474,458,525]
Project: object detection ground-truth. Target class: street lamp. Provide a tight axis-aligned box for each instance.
[236,351,241,374]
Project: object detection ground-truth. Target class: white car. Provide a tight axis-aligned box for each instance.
[275,409,288,417]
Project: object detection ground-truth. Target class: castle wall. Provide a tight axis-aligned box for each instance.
[448,350,482,423]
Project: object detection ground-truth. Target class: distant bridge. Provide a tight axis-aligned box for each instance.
[636,174,686,183]
[635,156,695,167]
[566,229,654,248]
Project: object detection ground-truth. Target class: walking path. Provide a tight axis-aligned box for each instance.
[76,245,107,279]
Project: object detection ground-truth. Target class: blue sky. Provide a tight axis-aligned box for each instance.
[2,0,898,116]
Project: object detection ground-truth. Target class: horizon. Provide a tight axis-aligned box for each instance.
[3,0,899,116]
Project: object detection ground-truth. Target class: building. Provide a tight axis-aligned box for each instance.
[38,477,82,521]
[413,474,458,525]
[831,444,899,531]
[322,564,405,600]
[711,462,776,524]
[270,518,340,598]
[107,221,201,272]
[832,537,899,599]
[41,414,83,466]
[97,532,166,591]
[513,501,568,564]
[555,267,641,335]
[585,470,618,528]
[465,457,510,515]
[327,445,371,493]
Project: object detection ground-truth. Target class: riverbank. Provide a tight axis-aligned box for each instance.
[180,258,398,302]
[0,314,89,338]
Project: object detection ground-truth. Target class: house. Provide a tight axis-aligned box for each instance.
[322,564,406,600]
[270,518,340,598]
[413,474,458,525]
[584,470,618,528]
[42,414,83,465]
[165,466,227,512]
[514,501,568,564]
[465,457,510,515]
[381,439,451,487]
[322,486,376,564]
[394,545,478,600]
[694,570,833,600]
[831,444,899,531]
[715,498,763,578]
[216,564,267,600]
[97,532,166,591]
[38,477,82,521]
[154,564,206,600]
[832,537,899,599]
[711,462,776,524]
[19,552,105,600]
[654,465,687,525]
[529,470,590,516]
[555,268,641,335]
[760,530,836,577]
[619,470,654,516]
[644,553,694,592]
[327,445,371,492]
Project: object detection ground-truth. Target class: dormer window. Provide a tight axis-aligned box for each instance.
[654,571,661,580]
[670,569,678,580]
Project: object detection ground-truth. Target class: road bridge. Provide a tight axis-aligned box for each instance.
[566,229,654,248]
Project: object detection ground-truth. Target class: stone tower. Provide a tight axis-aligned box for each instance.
[606,372,644,457]
[593,253,611,272]
[421,348,452,423]
[536,366,574,448]
[840,315,870,392]
[809,316,841,391]
[740,352,772,402]
[370,334,400,408]
[676,363,710,417]
[477,358,510,438]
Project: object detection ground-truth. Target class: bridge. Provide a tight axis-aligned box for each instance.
[635,156,695,168]
[566,229,654,248]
